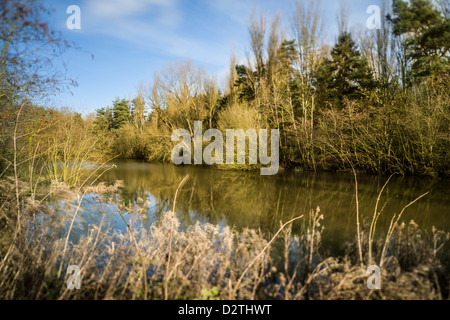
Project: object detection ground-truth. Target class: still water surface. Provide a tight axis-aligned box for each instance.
[87,160,449,256]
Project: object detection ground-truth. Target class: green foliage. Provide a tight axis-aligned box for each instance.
[315,32,377,108]
[94,106,113,132]
[199,287,220,300]
[94,98,133,133]
[112,124,148,159]
[234,65,256,102]
[389,0,450,81]
[112,98,131,131]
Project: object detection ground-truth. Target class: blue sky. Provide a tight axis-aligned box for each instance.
[46,0,386,115]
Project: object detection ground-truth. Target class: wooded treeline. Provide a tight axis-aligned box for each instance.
[1,0,449,179]
[92,0,450,176]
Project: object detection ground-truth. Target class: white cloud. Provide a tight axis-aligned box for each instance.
[84,0,181,30]
[86,0,174,19]
[80,0,233,68]
[203,0,254,26]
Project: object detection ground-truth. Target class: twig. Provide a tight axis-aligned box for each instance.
[165,174,189,300]
[58,190,87,278]
[343,154,363,267]
[77,154,121,193]
[368,173,395,264]
[379,192,429,267]
[233,214,304,299]
[104,197,148,300]
[172,175,189,213]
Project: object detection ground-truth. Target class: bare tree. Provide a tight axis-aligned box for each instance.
[0,0,76,103]
[226,50,239,105]
[336,0,350,35]
[132,86,146,134]
[290,0,325,168]
[249,9,267,85]
[147,61,209,135]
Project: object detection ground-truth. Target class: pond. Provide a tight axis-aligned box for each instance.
[86,160,450,257]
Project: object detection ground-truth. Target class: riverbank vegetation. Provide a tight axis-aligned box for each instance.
[1,0,449,178]
[0,178,448,299]
[90,0,450,177]
[0,0,449,300]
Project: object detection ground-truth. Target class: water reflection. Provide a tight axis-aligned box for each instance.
[98,161,449,255]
